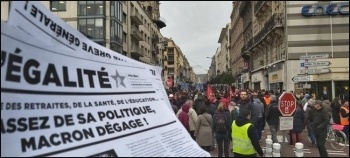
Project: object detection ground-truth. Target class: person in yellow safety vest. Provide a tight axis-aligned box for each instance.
[339,100,349,141]
[231,108,264,157]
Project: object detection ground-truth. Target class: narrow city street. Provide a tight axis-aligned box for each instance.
[210,125,349,157]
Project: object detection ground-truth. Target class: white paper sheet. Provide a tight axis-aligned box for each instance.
[2,3,210,157]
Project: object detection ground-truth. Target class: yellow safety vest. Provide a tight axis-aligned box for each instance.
[231,121,256,155]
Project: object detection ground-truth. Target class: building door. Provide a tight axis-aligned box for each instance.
[335,81,349,100]
[253,82,261,90]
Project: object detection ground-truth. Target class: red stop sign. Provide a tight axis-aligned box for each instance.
[278,92,297,116]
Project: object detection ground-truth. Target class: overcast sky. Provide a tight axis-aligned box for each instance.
[159,1,232,75]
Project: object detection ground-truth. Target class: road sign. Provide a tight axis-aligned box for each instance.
[278,92,297,116]
[299,68,331,74]
[304,61,331,67]
[279,117,294,130]
[292,76,310,82]
[300,54,331,60]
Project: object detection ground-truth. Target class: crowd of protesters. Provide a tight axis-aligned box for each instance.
[166,85,349,157]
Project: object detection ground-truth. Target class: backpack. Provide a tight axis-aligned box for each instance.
[215,113,228,134]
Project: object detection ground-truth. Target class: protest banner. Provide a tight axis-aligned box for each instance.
[7,1,172,112]
[1,10,209,158]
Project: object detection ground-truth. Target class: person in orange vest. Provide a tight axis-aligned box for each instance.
[263,91,271,106]
[340,100,349,141]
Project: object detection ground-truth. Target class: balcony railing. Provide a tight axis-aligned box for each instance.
[239,1,248,16]
[167,50,174,55]
[168,56,174,61]
[241,38,254,54]
[152,34,159,43]
[254,1,265,15]
[130,11,143,25]
[131,26,143,41]
[130,46,143,57]
[253,13,283,46]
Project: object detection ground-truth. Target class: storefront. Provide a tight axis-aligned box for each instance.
[269,70,283,93]
[241,72,250,89]
[251,70,265,90]
[293,73,349,100]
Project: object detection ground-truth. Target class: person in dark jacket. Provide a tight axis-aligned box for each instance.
[231,108,264,157]
[176,95,188,110]
[251,91,265,142]
[265,95,281,143]
[291,101,304,146]
[312,100,330,157]
[205,99,217,150]
[212,103,231,157]
[331,97,342,124]
[194,93,206,115]
[304,100,317,147]
[237,90,252,118]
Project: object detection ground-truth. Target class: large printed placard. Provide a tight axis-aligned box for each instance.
[1,19,209,158]
[7,1,172,113]
[8,1,137,64]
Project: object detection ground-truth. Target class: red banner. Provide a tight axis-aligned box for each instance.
[228,86,233,101]
[206,84,213,100]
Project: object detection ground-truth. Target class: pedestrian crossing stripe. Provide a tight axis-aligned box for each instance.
[326,150,344,152]
[293,151,311,154]
[293,148,309,150]
[266,135,288,143]
[328,153,347,155]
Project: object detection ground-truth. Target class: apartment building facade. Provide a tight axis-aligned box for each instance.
[285,1,349,99]
[163,38,197,86]
[123,1,165,65]
[207,55,216,82]
[230,1,349,99]
[229,1,246,88]
[217,22,232,75]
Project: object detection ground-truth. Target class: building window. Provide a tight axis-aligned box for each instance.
[78,1,104,16]
[78,18,104,39]
[123,32,127,43]
[50,1,66,11]
[111,1,122,21]
[110,19,122,43]
[110,42,122,53]
[123,13,127,23]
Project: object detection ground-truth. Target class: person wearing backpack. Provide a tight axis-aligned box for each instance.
[251,91,265,142]
[212,103,231,157]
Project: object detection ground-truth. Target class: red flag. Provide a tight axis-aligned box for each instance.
[207,84,213,100]
[228,86,233,101]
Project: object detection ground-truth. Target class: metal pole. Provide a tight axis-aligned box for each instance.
[283,130,285,143]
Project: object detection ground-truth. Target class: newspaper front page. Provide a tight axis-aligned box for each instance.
[1,2,210,157]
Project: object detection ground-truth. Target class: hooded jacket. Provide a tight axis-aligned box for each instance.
[312,107,330,134]
[251,98,264,125]
[179,104,190,130]
[322,100,332,117]
[234,116,264,157]
[177,104,198,131]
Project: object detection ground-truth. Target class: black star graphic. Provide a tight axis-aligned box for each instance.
[111,70,126,88]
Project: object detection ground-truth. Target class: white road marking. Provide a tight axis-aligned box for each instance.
[293,148,310,151]
[326,150,345,152]
[328,153,347,156]
[266,135,288,143]
[293,151,312,154]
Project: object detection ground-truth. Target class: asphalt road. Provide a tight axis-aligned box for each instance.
[210,125,349,157]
